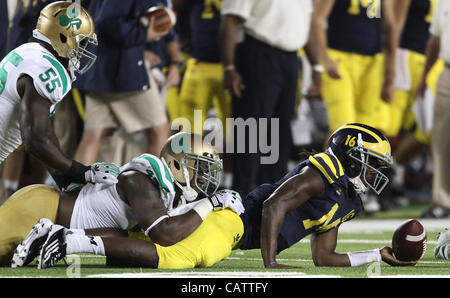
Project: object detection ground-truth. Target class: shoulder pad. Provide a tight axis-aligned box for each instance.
[308,152,345,185]
[17,45,71,104]
[120,153,175,195]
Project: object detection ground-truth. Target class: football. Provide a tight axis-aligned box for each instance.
[392,219,427,262]
[139,6,177,33]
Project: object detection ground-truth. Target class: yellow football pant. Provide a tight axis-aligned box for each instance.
[155,209,243,269]
[177,58,231,139]
[378,51,444,141]
[0,185,59,265]
[321,49,385,132]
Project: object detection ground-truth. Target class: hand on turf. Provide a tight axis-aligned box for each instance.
[85,162,120,186]
[264,262,302,269]
[380,246,418,266]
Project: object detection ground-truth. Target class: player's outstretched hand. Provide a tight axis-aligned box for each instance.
[380,246,418,266]
[209,189,245,215]
[85,162,120,186]
[265,262,302,269]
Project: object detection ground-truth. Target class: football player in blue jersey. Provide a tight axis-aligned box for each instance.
[25,124,417,269]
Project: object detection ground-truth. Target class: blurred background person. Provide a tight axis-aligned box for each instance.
[172,0,234,187]
[220,0,320,197]
[415,0,450,218]
[312,0,397,137]
[73,0,172,166]
[378,0,444,214]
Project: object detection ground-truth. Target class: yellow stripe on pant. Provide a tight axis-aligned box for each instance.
[155,209,244,269]
[0,185,59,265]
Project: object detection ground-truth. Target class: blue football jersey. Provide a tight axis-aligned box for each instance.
[400,0,436,54]
[327,0,382,56]
[188,0,222,62]
[240,152,362,253]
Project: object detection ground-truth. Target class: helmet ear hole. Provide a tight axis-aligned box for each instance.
[173,160,180,171]
[59,33,67,43]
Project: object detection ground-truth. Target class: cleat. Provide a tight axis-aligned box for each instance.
[37,224,67,269]
[435,229,450,260]
[11,218,53,268]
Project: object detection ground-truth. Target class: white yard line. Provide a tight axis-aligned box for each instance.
[339,219,449,233]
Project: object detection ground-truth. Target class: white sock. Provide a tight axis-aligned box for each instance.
[66,234,105,256]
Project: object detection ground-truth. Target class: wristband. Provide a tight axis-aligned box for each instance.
[224,64,235,72]
[313,64,325,73]
[265,261,277,267]
[69,160,90,184]
[193,198,213,220]
[347,248,382,266]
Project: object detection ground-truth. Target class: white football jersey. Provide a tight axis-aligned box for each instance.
[0,42,72,163]
[70,154,178,230]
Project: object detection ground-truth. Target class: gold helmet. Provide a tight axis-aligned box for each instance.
[160,132,223,202]
[33,1,97,75]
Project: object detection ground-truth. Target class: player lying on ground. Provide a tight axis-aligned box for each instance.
[0,2,119,188]
[20,123,416,269]
[1,132,243,266]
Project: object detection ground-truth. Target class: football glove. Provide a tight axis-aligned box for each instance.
[208,189,245,215]
[85,162,120,185]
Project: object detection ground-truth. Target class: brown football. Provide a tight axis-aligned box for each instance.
[139,6,176,33]
[392,219,427,262]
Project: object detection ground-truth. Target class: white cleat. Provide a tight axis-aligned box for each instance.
[434,228,450,260]
[37,224,67,269]
[11,218,53,268]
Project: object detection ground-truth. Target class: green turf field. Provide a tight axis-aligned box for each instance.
[0,227,448,278]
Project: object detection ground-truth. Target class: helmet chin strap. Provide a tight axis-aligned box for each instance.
[349,133,368,195]
[173,159,199,203]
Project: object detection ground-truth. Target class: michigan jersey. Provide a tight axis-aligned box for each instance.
[327,0,382,55]
[0,42,71,163]
[188,0,222,63]
[400,0,436,54]
[240,152,362,253]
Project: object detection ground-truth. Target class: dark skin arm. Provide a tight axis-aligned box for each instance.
[380,0,398,103]
[17,74,73,173]
[117,170,203,246]
[310,226,350,266]
[303,17,322,97]
[310,226,417,266]
[219,14,246,98]
[260,166,325,268]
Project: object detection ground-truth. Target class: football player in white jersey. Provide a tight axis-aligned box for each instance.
[0,1,118,190]
[4,132,244,267]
